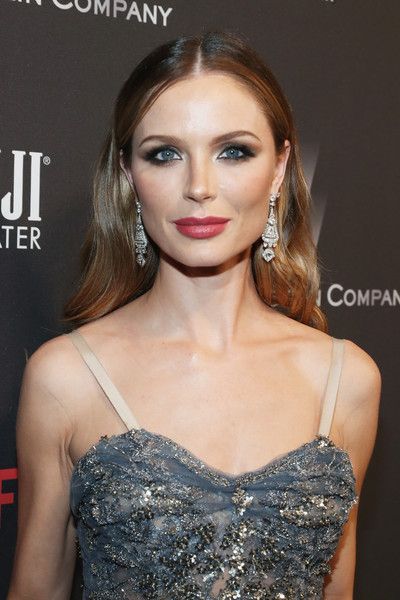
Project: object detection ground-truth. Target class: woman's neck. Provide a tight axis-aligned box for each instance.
[136,254,275,352]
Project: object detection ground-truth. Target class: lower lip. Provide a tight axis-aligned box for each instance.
[174,222,229,239]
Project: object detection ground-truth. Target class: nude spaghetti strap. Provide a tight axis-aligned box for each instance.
[317,337,345,437]
[67,330,141,432]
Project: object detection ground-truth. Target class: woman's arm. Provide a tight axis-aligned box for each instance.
[7,341,77,600]
[323,339,382,599]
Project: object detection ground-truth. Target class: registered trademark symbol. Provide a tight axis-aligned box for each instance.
[43,156,51,165]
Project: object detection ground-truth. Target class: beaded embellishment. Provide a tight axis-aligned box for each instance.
[70,428,358,600]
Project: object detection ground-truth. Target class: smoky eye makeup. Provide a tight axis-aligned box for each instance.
[142,142,257,165]
[143,145,181,165]
[219,144,256,161]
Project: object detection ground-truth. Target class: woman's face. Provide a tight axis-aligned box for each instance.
[122,72,290,268]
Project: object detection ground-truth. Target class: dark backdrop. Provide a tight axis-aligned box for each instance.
[1,1,399,598]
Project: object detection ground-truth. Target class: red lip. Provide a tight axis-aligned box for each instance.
[173,216,230,225]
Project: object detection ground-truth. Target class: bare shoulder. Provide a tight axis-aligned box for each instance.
[22,305,140,425]
[19,331,94,443]
[341,338,382,412]
[338,338,382,495]
[23,332,84,409]
[286,318,381,420]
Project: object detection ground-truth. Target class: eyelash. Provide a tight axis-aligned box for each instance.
[143,144,255,165]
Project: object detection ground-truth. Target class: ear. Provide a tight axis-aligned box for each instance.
[119,149,135,193]
[272,140,291,192]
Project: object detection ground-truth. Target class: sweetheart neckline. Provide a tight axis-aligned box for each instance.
[70,426,357,488]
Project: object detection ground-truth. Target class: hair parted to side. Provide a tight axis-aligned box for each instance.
[63,30,328,332]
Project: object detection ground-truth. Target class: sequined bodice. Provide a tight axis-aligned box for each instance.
[70,426,358,600]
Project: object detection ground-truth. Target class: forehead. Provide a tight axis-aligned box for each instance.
[133,73,272,142]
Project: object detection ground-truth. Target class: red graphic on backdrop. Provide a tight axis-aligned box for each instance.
[0,468,18,527]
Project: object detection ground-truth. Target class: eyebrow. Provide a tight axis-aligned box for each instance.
[137,130,261,148]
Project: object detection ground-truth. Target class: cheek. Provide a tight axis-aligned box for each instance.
[131,165,179,215]
[219,164,272,211]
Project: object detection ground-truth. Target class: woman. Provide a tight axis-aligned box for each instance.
[8,31,380,599]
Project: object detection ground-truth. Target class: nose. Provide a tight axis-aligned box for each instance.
[183,154,217,203]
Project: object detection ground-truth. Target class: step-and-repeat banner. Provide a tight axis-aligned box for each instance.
[1,1,398,598]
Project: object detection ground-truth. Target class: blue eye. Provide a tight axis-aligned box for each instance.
[145,146,180,164]
[219,145,254,161]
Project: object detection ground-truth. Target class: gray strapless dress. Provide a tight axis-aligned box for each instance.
[68,331,358,600]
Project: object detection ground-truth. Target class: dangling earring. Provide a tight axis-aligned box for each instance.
[261,191,280,262]
[134,198,148,267]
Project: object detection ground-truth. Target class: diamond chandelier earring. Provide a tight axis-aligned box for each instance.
[261,191,280,262]
[134,198,148,267]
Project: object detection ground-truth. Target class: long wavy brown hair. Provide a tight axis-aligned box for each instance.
[64,30,328,332]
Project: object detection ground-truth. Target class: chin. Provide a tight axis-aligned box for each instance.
[162,249,246,271]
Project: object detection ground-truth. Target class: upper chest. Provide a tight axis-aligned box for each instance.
[96,337,326,421]
[68,337,333,475]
